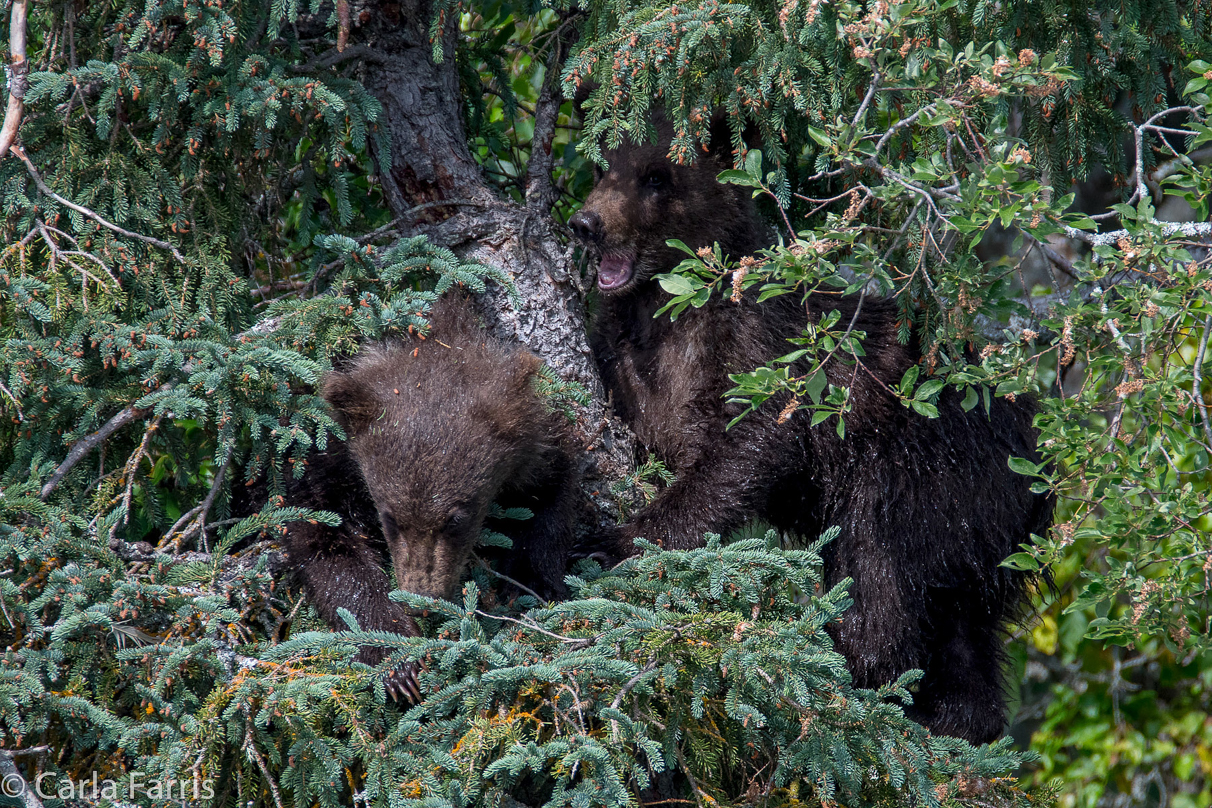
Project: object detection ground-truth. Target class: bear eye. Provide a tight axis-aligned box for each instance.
[441,507,471,534]
[642,169,669,190]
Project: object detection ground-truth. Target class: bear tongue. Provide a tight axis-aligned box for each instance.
[597,254,635,290]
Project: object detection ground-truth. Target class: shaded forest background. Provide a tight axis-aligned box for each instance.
[2,1,1212,806]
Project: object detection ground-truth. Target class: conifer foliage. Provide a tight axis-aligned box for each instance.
[1,0,1210,806]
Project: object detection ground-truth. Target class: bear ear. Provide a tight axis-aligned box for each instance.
[707,110,761,167]
[513,349,543,384]
[571,80,599,119]
[322,371,378,436]
[470,350,544,440]
[426,292,480,342]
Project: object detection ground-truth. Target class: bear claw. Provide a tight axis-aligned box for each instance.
[384,662,422,704]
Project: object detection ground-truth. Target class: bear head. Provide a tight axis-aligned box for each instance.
[321,330,543,600]
[569,111,767,295]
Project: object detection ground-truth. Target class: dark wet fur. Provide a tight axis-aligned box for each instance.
[286,295,579,702]
[570,117,1054,744]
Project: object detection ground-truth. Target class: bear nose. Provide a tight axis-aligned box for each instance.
[569,210,603,243]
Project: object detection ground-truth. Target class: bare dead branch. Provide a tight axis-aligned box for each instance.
[40,404,142,500]
[122,414,163,524]
[290,43,387,73]
[525,19,578,216]
[160,454,230,552]
[0,749,44,808]
[0,0,29,162]
[1192,315,1212,451]
[1020,231,1078,280]
[850,68,880,129]
[0,379,22,422]
[474,558,544,602]
[336,0,350,52]
[244,719,285,808]
[873,101,940,155]
[1064,220,1212,246]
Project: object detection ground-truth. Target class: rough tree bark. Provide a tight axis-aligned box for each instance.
[357,2,635,523]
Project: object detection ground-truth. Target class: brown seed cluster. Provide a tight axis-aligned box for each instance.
[733,256,758,302]
[969,75,1001,97]
[1115,377,1145,398]
[1059,317,1076,366]
[843,188,864,221]
[777,396,800,424]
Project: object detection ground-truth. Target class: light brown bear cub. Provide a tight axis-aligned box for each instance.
[286,295,579,701]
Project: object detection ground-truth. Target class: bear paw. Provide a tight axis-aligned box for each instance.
[355,646,424,704]
[383,661,423,704]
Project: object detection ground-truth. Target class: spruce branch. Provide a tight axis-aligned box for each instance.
[472,609,594,647]
[10,144,188,264]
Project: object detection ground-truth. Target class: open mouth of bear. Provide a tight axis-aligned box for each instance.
[597,253,635,290]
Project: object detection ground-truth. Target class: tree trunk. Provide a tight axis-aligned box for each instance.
[358,2,635,523]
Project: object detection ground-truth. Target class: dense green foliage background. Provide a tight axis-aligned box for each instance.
[1,0,1211,806]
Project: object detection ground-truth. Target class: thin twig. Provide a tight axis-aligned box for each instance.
[873,102,940,155]
[0,380,23,422]
[610,660,658,711]
[474,559,545,602]
[1192,315,1212,451]
[122,414,163,524]
[471,609,593,646]
[850,69,880,129]
[37,220,121,287]
[608,659,658,741]
[244,720,285,808]
[674,746,711,808]
[160,454,230,552]
[192,455,229,553]
[881,198,926,263]
[1028,234,1079,280]
[1133,106,1202,204]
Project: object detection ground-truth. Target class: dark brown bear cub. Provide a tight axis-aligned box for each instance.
[569,115,1053,744]
[286,295,579,701]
